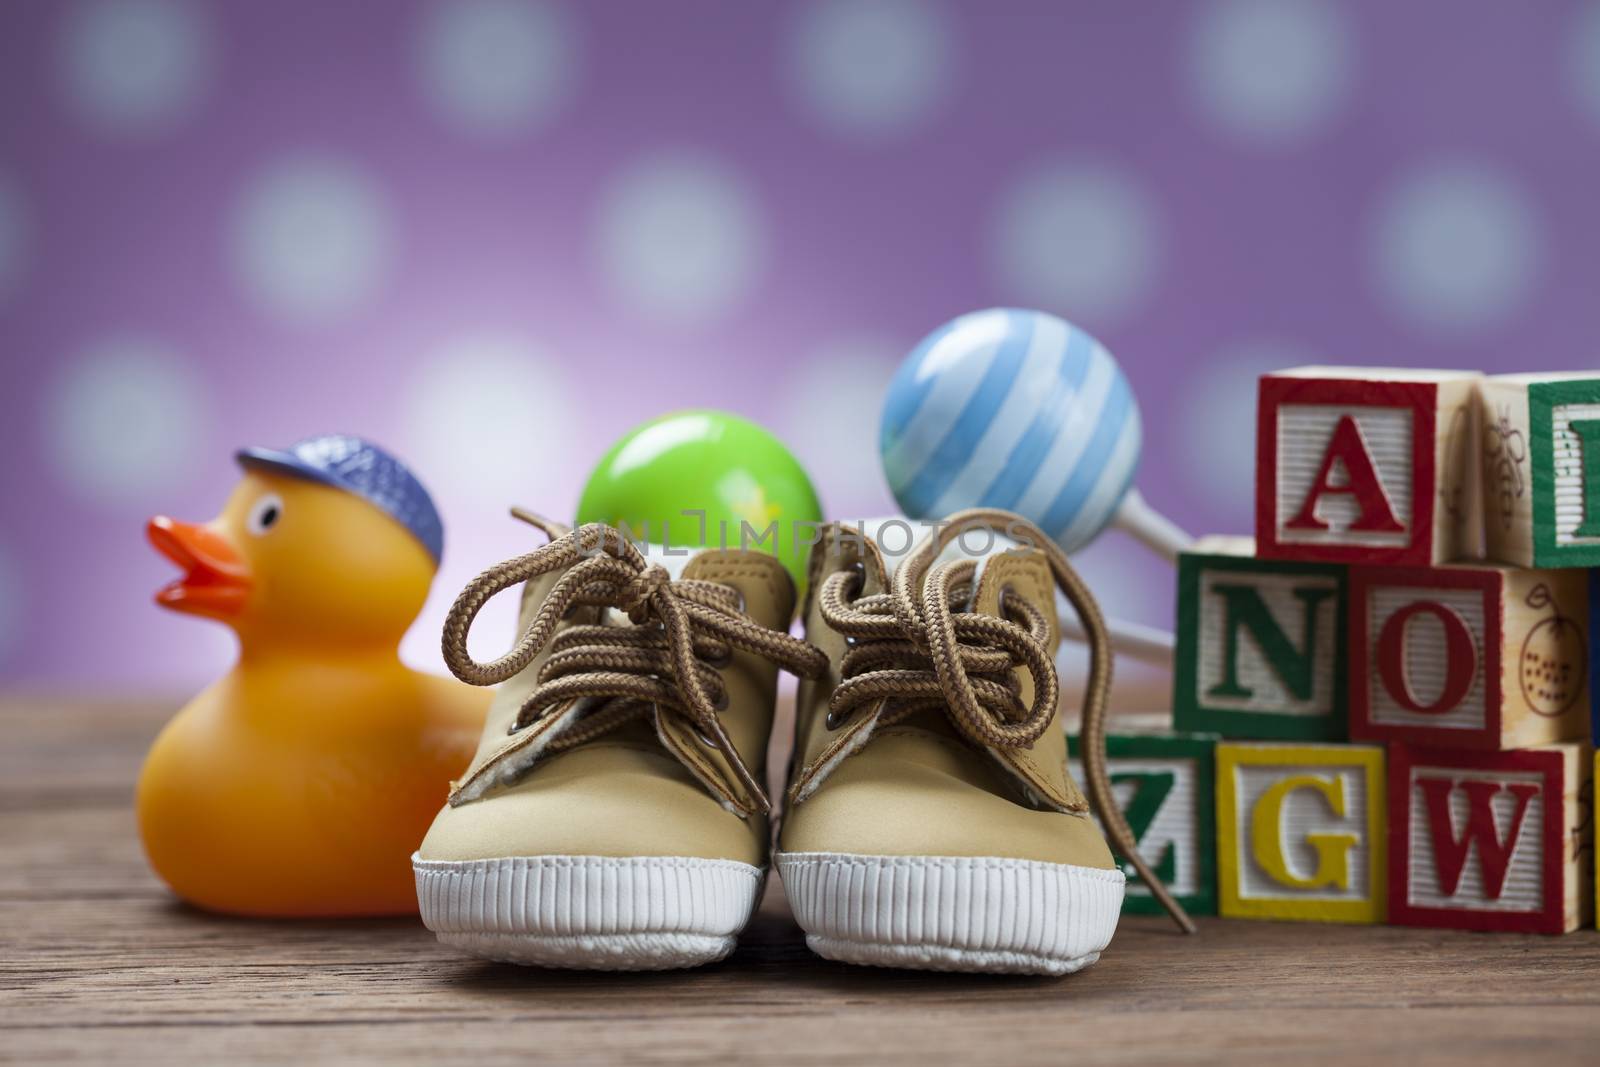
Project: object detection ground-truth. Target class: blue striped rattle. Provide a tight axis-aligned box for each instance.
[880,307,1191,561]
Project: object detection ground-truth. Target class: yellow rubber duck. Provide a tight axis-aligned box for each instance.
[140,435,488,917]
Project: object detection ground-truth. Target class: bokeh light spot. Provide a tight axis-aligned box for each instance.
[416,0,579,138]
[1570,2,1600,126]
[594,153,767,326]
[1372,162,1542,336]
[231,155,394,326]
[1190,0,1354,146]
[401,333,579,508]
[784,0,955,139]
[988,160,1160,325]
[46,336,208,506]
[60,0,212,135]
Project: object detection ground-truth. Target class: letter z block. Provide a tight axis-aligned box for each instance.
[1068,728,1218,916]
[1217,742,1387,923]
[1480,373,1600,568]
[1389,743,1592,933]
[1349,563,1590,751]
[1174,538,1347,740]
[1256,367,1481,566]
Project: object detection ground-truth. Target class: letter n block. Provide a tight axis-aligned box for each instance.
[1349,563,1590,750]
[1481,374,1600,568]
[1174,537,1346,740]
[1217,742,1386,923]
[1389,743,1593,933]
[1068,728,1218,916]
[1256,367,1481,566]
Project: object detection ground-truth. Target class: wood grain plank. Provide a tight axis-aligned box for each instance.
[5,697,1600,1065]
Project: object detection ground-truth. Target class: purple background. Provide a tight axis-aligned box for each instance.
[2,0,1598,692]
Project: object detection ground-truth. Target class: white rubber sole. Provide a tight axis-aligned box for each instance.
[776,851,1125,976]
[413,854,763,971]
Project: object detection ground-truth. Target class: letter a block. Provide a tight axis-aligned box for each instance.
[1257,367,1481,566]
[1217,742,1387,923]
[1068,728,1218,916]
[1349,563,1590,750]
[1388,743,1592,933]
[1480,373,1600,568]
[1174,537,1347,740]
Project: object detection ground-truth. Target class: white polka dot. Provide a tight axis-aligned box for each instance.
[60,0,212,135]
[231,156,393,326]
[1175,340,1317,522]
[989,160,1160,324]
[47,337,207,506]
[402,334,578,506]
[594,153,767,326]
[1189,0,1353,146]
[777,335,902,518]
[0,176,26,302]
[0,541,18,663]
[784,0,955,139]
[416,0,578,138]
[1570,2,1600,126]
[1372,163,1542,336]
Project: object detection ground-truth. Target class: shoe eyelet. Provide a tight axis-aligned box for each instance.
[702,646,734,668]
[712,688,730,712]
[825,708,851,731]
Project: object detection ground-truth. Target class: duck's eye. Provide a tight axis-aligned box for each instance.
[246,493,284,537]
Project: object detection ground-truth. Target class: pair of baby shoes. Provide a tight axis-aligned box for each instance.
[412,508,1189,975]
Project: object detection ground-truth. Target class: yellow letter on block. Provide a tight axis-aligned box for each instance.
[1251,775,1356,891]
[1218,743,1386,923]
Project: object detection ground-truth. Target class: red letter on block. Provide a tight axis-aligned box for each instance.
[1376,601,1478,714]
[1418,778,1539,899]
[1286,415,1405,533]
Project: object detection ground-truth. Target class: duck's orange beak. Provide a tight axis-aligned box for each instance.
[147,516,252,618]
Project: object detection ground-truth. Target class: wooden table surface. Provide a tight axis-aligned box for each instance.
[4,697,1600,1065]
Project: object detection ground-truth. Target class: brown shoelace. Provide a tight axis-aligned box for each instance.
[441,510,828,815]
[816,508,1196,935]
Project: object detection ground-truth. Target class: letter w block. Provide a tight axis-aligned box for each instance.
[1256,367,1482,566]
[1388,743,1592,933]
[1175,537,1347,740]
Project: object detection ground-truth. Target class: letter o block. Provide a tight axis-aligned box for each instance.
[1256,367,1481,566]
[1350,563,1590,750]
[1389,743,1592,933]
[1216,742,1387,923]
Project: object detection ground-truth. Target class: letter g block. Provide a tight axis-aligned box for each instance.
[1217,742,1387,924]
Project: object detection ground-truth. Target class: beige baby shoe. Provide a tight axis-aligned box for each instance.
[414,511,825,970]
[776,509,1192,975]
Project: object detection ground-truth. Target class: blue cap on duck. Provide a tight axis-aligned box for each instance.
[235,434,444,564]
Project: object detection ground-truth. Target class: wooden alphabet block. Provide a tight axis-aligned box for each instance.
[1591,570,1600,745]
[1068,727,1218,916]
[1388,743,1592,933]
[1174,537,1346,740]
[1256,367,1481,566]
[1480,373,1600,568]
[1216,742,1386,923]
[1349,563,1590,751]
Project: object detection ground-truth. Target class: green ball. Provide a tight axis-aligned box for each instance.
[576,411,823,594]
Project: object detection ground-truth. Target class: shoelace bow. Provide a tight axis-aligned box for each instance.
[817,508,1196,935]
[441,510,828,815]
